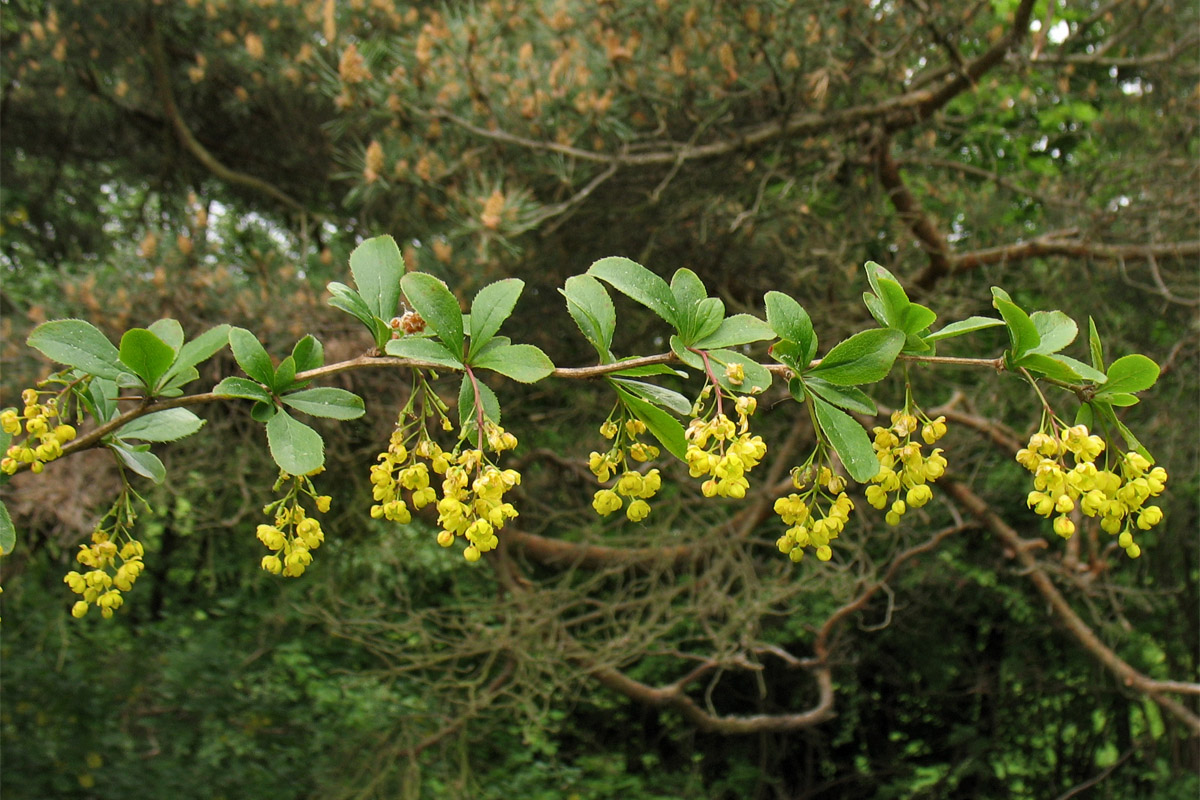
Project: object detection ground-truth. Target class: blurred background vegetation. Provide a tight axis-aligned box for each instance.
[1,0,1197,797]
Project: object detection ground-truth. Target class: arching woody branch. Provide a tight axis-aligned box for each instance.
[943,479,1200,736]
[574,522,972,735]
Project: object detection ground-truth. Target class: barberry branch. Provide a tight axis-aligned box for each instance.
[944,479,1200,736]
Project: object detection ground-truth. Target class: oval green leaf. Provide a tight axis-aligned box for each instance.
[401,272,464,357]
[27,319,124,380]
[282,388,366,420]
[266,410,325,475]
[229,327,276,387]
[385,336,464,369]
[117,409,206,442]
[119,328,177,389]
[213,377,274,403]
[812,397,879,483]
[1099,354,1160,395]
[350,235,404,321]
[588,256,678,328]
[808,329,905,386]
[468,278,524,360]
[471,343,555,383]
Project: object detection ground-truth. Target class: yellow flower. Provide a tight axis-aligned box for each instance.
[592,489,622,516]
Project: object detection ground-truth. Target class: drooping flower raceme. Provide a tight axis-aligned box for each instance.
[685,395,766,500]
[865,410,948,526]
[2,388,77,475]
[589,416,663,522]
[1016,424,1166,558]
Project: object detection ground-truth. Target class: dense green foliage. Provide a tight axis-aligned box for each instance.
[2,0,1197,798]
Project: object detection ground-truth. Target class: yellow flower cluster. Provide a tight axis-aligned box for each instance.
[589,417,663,521]
[372,417,521,562]
[685,396,766,499]
[774,466,854,562]
[865,411,948,526]
[1017,424,1167,558]
[257,476,332,578]
[2,389,77,475]
[64,530,145,619]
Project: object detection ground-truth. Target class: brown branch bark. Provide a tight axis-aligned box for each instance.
[876,134,954,287]
[578,521,970,734]
[429,0,1036,171]
[147,19,310,215]
[813,522,975,660]
[951,236,1200,273]
[508,529,695,570]
[944,480,1200,736]
[585,659,835,735]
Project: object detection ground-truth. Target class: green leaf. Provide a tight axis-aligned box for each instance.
[1098,354,1160,395]
[900,303,938,336]
[117,409,206,442]
[228,327,276,387]
[610,378,692,416]
[1094,401,1150,459]
[292,335,324,373]
[875,278,911,329]
[691,298,726,345]
[266,410,324,475]
[85,378,120,423]
[1028,310,1077,355]
[864,261,901,297]
[213,377,274,403]
[768,340,810,374]
[562,274,616,359]
[467,336,510,360]
[401,272,465,358]
[471,343,555,383]
[468,279,524,360]
[901,331,935,356]
[147,318,184,353]
[27,319,125,380]
[614,386,687,461]
[0,499,15,555]
[802,377,878,415]
[588,256,678,328]
[119,328,177,389]
[109,441,167,484]
[1088,317,1105,372]
[1075,403,1095,429]
[458,373,502,435]
[610,363,686,378]
[251,401,277,423]
[691,314,773,350]
[812,397,879,483]
[327,281,377,329]
[670,269,706,338]
[765,291,816,360]
[992,291,1040,361]
[273,356,298,393]
[1015,354,1086,383]
[282,388,366,420]
[349,235,404,321]
[808,329,905,386]
[385,336,465,369]
[1102,392,1140,407]
[923,316,1004,344]
[160,324,230,388]
[862,292,888,329]
[1056,355,1107,383]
